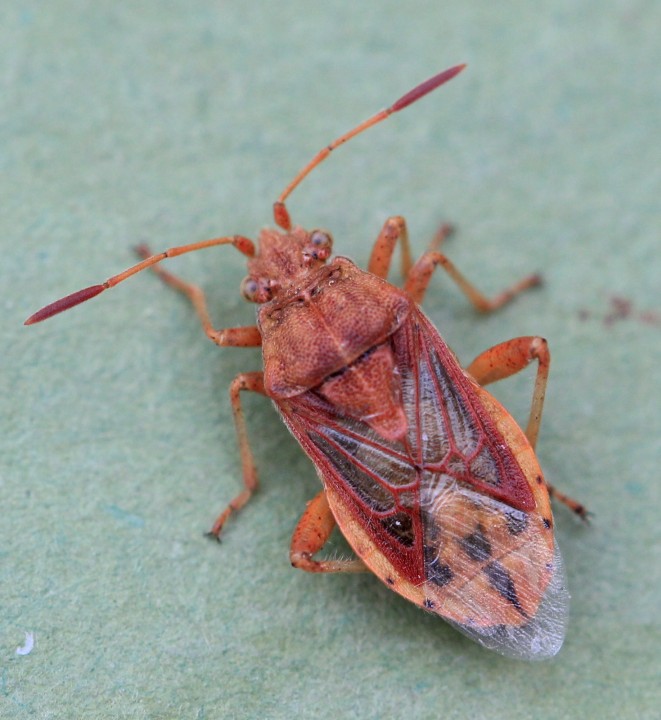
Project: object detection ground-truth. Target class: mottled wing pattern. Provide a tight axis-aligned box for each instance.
[278,306,568,659]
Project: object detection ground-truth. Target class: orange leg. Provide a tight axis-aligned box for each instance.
[290,491,366,573]
[208,371,267,538]
[367,218,455,282]
[134,245,267,535]
[367,216,414,279]
[135,244,261,347]
[404,244,541,308]
[545,485,589,521]
[365,220,539,309]
[466,337,588,520]
[467,336,550,449]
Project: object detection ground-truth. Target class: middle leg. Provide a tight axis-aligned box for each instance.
[466,336,550,449]
[367,217,455,281]
[466,337,588,520]
[208,371,268,538]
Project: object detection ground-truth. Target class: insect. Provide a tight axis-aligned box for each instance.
[26,64,585,660]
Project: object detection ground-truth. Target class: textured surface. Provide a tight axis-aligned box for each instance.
[2,1,660,718]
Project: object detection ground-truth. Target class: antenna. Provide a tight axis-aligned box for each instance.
[273,63,466,230]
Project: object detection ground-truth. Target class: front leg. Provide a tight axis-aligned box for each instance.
[365,221,540,310]
[367,218,456,282]
[290,491,366,573]
[404,244,541,308]
[135,244,262,347]
[367,216,413,280]
[133,246,267,535]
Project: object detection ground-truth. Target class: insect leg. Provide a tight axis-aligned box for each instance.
[367,216,414,279]
[466,336,550,449]
[367,218,455,281]
[135,245,261,347]
[427,222,455,252]
[207,371,267,538]
[545,486,589,520]
[290,491,367,573]
[404,248,541,308]
[466,337,588,520]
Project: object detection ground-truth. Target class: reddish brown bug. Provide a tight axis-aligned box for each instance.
[26,64,583,659]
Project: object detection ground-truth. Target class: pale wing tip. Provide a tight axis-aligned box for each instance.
[447,544,570,661]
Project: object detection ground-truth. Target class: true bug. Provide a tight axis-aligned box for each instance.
[27,64,584,660]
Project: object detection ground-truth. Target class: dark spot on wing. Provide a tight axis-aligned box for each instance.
[483,561,527,617]
[425,546,455,587]
[505,509,529,535]
[380,512,415,547]
[459,524,492,562]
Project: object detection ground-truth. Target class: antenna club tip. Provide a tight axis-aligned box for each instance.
[431,62,468,83]
[391,62,468,113]
[24,284,106,325]
[448,63,468,80]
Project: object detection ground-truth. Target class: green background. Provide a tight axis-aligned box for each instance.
[2,1,659,717]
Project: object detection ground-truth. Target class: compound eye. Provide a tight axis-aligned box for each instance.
[307,230,332,260]
[240,276,260,302]
[310,230,332,249]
